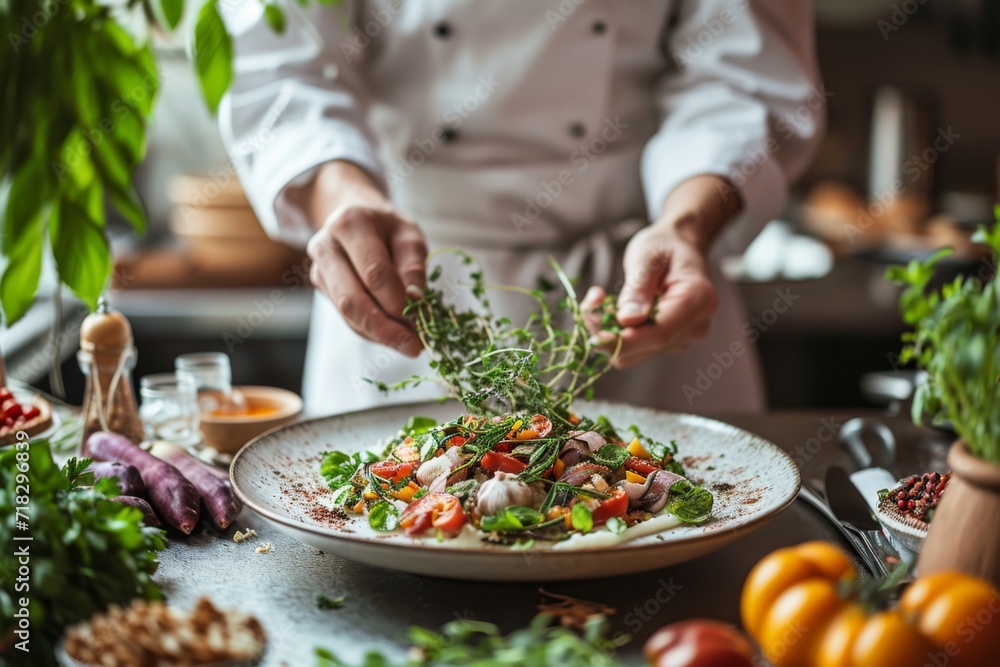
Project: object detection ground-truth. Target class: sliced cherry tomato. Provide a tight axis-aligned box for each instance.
[625,456,661,477]
[591,487,628,525]
[645,620,754,667]
[399,492,466,537]
[3,403,22,420]
[22,405,40,421]
[370,461,416,483]
[494,442,513,453]
[480,451,527,474]
[448,435,467,447]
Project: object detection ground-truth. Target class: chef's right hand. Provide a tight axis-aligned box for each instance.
[303,162,427,357]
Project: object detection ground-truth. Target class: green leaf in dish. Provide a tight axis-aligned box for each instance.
[666,479,713,525]
[368,501,399,532]
[570,503,593,533]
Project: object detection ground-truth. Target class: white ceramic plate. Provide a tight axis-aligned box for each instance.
[231,401,801,582]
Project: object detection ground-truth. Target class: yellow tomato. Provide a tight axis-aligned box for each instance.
[741,541,856,638]
[850,611,934,667]
[899,571,1000,667]
[816,605,867,667]
[758,579,848,667]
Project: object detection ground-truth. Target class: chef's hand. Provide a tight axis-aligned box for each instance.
[583,175,742,369]
[300,161,426,357]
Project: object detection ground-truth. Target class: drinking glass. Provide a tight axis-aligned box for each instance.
[139,373,201,446]
[175,352,246,414]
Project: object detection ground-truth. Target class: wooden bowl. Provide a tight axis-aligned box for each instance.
[199,386,302,455]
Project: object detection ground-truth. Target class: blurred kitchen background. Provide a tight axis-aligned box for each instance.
[6,0,1000,411]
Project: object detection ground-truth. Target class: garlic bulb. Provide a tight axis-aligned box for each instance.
[475,472,534,517]
[416,455,452,486]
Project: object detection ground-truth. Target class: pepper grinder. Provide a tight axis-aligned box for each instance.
[78,303,145,447]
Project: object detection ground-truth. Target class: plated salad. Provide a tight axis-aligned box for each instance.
[317,252,714,547]
[320,411,712,546]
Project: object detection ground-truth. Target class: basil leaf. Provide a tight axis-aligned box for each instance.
[49,195,111,311]
[591,444,629,470]
[404,416,438,436]
[570,503,593,533]
[319,450,376,491]
[264,3,286,33]
[666,480,713,525]
[605,516,627,535]
[480,506,544,532]
[193,1,234,112]
[368,501,400,532]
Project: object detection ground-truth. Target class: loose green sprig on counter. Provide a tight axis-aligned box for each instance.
[372,250,622,425]
[315,612,627,667]
[0,441,167,666]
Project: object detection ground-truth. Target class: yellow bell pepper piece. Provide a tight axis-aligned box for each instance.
[393,481,420,503]
[626,437,652,459]
[625,470,647,484]
[362,490,379,501]
[553,458,566,479]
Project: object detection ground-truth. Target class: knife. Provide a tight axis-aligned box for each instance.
[797,481,882,577]
[837,418,914,558]
[825,466,901,579]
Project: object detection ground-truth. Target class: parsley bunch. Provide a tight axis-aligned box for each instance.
[888,213,1000,463]
[0,441,167,665]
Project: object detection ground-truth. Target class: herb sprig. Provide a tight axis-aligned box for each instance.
[375,251,622,425]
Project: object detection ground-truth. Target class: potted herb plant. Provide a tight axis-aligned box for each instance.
[0,0,308,326]
[888,212,1000,587]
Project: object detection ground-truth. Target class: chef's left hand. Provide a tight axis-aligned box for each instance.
[582,174,741,369]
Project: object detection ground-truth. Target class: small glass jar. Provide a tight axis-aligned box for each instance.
[175,352,246,414]
[139,373,201,447]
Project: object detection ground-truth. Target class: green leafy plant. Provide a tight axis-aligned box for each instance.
[0,0,338,324]
[0,440,167,665]
[888,211,1000,463]
[314,612,628,666]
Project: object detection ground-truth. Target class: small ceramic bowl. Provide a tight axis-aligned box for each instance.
[876,500,930,553]
[198,386,302,455]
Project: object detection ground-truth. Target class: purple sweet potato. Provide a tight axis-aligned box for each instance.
[85,431,201,534]
[113,495,162,527]
[149,441,243,530]
[87,461,147,498]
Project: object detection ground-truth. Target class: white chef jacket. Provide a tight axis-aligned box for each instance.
[219,0,823,416]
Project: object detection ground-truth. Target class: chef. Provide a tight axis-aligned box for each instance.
[220,0,823,416]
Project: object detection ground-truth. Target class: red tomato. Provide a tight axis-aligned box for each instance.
[0,388,11,403]
[448,435,467,447]
[370,461,416,483]
[645,621,755,667]
[22,405,40,421]
[399,492,467,536]
[3,403,22,420]
[626,456,661,477]
[591,487,628,525]
[480,451,527,474]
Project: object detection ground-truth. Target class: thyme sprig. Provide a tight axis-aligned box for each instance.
[374,250,622,420]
